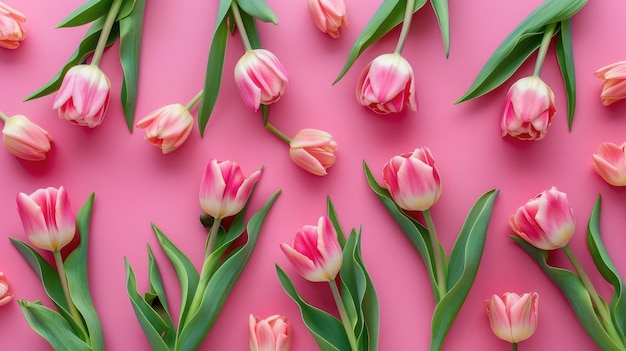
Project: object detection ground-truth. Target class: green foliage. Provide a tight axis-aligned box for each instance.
[555,18,576,130]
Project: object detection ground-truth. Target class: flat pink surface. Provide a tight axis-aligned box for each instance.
[2,0,626,350]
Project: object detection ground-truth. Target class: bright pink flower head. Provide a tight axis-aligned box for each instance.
[2,114,53,161]
[136,104,193,154]
[234,49,289,112]
[280,216,343,282]
[249,314,291,351]
[501,76,556,140]
[0,272,13,307]
[383,147,442,211]
[0,2,26,49]
[289,128,337,176]
[53,64,111,128]
[509,187,575,250]
[16,186,75,252]
[356,53,417,115]
[592,142,626,186]
[199,159,262,219]
[485,292,539,344]
[595,61,626,106]
[308,0,348,39]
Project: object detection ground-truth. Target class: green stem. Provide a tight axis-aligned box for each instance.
[394,0,416,54]
[186,90,204,111]
[90,0,124,67]
[532,23,557,77]
[53,250,85,333]
[265,122,292,144]
[0,111,8,122]
[423,209,446,300]
[204,217,222,261]
[512,342,518,351]
[231,1,252,52]
[329,280,358,351]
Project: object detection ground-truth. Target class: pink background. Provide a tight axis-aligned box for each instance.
[2,0,626,350]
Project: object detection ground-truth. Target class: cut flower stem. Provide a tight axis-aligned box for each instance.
[53,250,86,336]
[90,0,124,67]
[265,122,292,144]
[329,279,358,351]
[394,0,416,54]
[231,1,253,52]
[0,111,8,122]
[186,90,204,111]
[423,209,446,299]
[532,23,557,77]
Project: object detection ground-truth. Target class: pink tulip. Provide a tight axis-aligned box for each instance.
[509,187,575,250]
[592,142,626,186]
[289,128,337,176]
[595,61,626,106]
[16,186,75,252]
[0,272,12,307]
[356,53,417,115]
[0,2,26,49]
[249,314,291,351]
[501,76,557,140]
[199,159,262,219]
[308,0,348,39]
[280,216,343,282]
[485,292,539,344]
[136,104,193,154]
[234,49,289,112]
[53,64,111,128]
[2,114,53,161]
[383,147,442,211]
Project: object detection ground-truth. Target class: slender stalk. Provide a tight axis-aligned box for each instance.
[394,0,416,54]
[423,209,446,300]
[90,0,124,67]
[512,342,518,351]
[532,23,557,77]
[329,280,358,351]
[53,250,84,332]
[231,1,253,52]
[204,217,222,260]
[265,122,292,144]
[0,111,8,122]
[186,90,204,111]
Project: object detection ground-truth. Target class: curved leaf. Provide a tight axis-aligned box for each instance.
[327,197,346,247]
[57,0,112,28]
[555,18,576,130]
[146,245,176,347]
[429,0,449,57]
[236,0,277,24]
[240,6,262,50]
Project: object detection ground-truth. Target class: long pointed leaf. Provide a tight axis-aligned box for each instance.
[353,231,380,351]
[237,0,277,24]
[327,197,346,247]
[146,246,176,347]
[555,18,576,130]
[56,0,112,28]
[429,0,449,57]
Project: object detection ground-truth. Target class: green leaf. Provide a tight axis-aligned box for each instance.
[326,197,346,247]
[146,245,176,347]
[240,7,262,50]
[430,189,499,351]
[353,232,380,351]
[429,0,450,57]
[119,0,146,132]
[339,232,363,336]
[56,0,112,28]
[118,0,138,20]
[555,18,577,130]
[236,0,278,24]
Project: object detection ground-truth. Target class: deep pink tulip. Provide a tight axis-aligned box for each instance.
[592,142,626,186]
[0,2,25,49]
[0,272,12,307]
[234,49,289,112]
[199,159,262,219]
[53,64,111,128]
[2,114,53,161]
[249,314,291,351]
[356,53,417,115]
[383,147,442,211]
[136,104,193,154]
[308,0,348,39]
[509,187,575,250]
[16,186,75,252]
[289,128,337,176]
[501,76,556,140]
[595,61,626,106]
[485,292,539,344]
[280,216,343,282]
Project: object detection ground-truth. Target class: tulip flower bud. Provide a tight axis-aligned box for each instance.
[234,49,289,112]
[595,61,626,106]
[53,64,111,128]
[308,0,348,39]
[485,292,539,344]
[136,103,194,154]
[501,76,556,140]
[249,314,291,351]
[509,187,575,250]
[2,114,53,161]
[0,2,26,49]
[356,53,417,115]
[289,128,337,176]
[592,142,626,186]
[0,272,13,307]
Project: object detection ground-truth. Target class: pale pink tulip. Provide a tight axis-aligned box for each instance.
[289,128,337,176]
[595,61,626,106]
[280,216,343,282]
[0,2,25,49]
[53,64,111,128]
[592,142,626,186]
[485,292,539,344]
[249,314,291,351]
[16,186,75,252]
[2,114,52,161]
[356,53,417,115]
[501,76,556,140]
[308,0,348,39]
[136,104,193,154]
[509,187,575,250]
[0,272,12,307]
[234,49,289,112]
[199,159,262,219]
[383,147,442,211]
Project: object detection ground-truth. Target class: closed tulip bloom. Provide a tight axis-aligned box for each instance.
[289,128,337,176]
[280,216,342,282]
[383,147,442,211]
[249,314,291,351]
[592,142,626,186]
[595,61,626,106]
[16,186,75,252]
[53,64,111,128]
[501,76,557,140]
[2,114,53,161]
[308,0,348,39]
[234,49,289,112]
[509,187,574,250]
[0,272,12,307]
[199,159,262,219]
[0,2,26,49]
[485,292,539,344]
[356,53,417,115]
[136,104,193,154]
